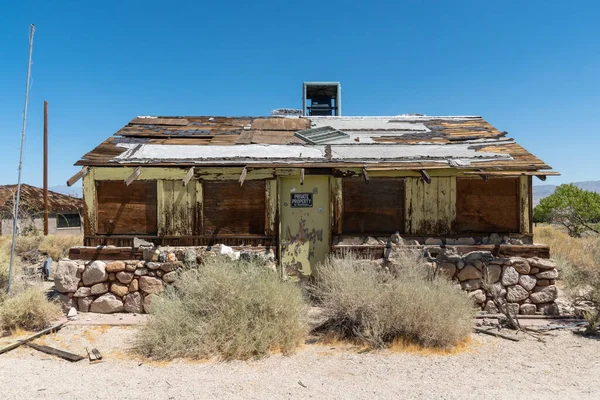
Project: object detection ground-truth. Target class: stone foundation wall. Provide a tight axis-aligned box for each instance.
[54,245,276,314]
[427,251,559,315]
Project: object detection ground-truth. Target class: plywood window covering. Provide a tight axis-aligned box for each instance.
[456,178,519,233]
[203,180,266,235]
[96,181,157,234]
[342,178,405,234]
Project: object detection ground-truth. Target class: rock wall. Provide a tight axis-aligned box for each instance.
[54,245,276,314]
[425,251,559,315]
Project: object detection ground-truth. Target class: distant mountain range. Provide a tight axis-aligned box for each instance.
[533,180,600,205]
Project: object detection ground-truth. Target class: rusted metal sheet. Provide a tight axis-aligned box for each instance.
[0,183,82,219]
[456,178,520,233]
[96,181,157,235]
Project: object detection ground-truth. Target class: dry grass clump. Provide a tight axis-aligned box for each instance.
[536,224,600,333]
[39,234,82,260]
[135,256,307,361]
[310,253,474,349]
[0,287,62,332]
[534,224,598,270]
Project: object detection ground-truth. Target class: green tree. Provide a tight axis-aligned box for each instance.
[534,184,600,237]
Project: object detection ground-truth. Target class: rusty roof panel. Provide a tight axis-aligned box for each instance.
[0,184,82,217]
[73,115,554,173]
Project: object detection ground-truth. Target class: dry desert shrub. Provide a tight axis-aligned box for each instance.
[310,253,474,349]
[39,234,82,260]
[135,256,307,360]
[0,286,62,332]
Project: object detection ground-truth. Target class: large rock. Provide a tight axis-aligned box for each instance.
[54,260,81,293]
[527,258,556,270]
[501,266,519,286]
[111,283,129,297]
[536,269,559,279]
[520,304,537,315]
[519,275,537,291]
[507,285,529,303]
[487,282,507,299]
[139,276,164,294]
[143,293,160,313]
[105,261,126,273]
[468,289,486,304]
[457,265,482,281]
[89,293,124,313]
[56,293,75,313]
[90,282,110,295]
[461,279,481,291]
[484,300,498,314]
[438,262,457,279]
[82,261,108,285]
[116,271,134,284]
[73,287,92,298]
[463,251,493,261]
[162,271,177,284]
[146,262,161,271]
[134,267,148,276]
[511,258,530,275]
[537,302,559,315]
[124,292,144,313]
[530,285,558,304]
[505,303,520,316]
[160,262,182,273]
[77,296,94,312]
[129,279,139,292]
[484,265,502,283]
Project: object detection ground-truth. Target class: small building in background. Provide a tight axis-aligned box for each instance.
[0,184,83,235]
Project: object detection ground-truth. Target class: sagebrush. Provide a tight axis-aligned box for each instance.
[135,256,307,360]
[310,253,474,348]
[0,287,62,332]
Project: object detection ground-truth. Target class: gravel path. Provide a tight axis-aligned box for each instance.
[1,325,599,399]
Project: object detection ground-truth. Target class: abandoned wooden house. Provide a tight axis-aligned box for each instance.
[70,86,558,278]
[0,184,83,235]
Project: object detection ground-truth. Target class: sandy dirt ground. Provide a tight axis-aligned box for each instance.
[1,316,599,400]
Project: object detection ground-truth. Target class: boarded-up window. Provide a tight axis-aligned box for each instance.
[456,178,519,233]
[96,181,157,235]
[203,181,266,235]
[342,178,405,234]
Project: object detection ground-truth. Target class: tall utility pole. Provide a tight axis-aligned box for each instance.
[43,100,49,235]
[8,24,35,294]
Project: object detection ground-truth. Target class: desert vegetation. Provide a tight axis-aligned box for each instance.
[135,256,307,361]
[0,286,62,332]
[535,224,600,333]
[309,252,475,349]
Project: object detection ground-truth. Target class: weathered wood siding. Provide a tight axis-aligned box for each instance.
[405,177,456,235]
[456,177,519,233]
[157,180,201,236]
[96,181,157,235]
[342,178,405,234]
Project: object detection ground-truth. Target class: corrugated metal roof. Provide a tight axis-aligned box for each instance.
[74,115,556,174]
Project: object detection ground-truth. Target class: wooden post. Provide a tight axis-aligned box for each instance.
[66,166,89,187]
[43,100,48,235]
[362,167,370,184]
[418,169,431,184]
[300,168,305,185]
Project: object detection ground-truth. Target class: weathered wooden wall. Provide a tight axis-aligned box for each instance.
[405,177,455,235]
[83,167,533,247]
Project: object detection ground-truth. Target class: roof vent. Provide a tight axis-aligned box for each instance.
[302,82,342,116]
[295,126,349,144]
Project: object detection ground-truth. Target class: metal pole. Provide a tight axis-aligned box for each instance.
[8,24,35,294]
[43,100,48,235]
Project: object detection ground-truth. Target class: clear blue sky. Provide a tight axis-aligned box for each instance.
[1,0,598,188]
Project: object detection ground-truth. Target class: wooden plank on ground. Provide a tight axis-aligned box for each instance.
[0,323,65,355]
[25,342,85,362]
